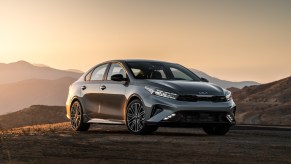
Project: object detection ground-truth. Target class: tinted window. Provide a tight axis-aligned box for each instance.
[129,63,167,79]
[91,64,108,81]
[107,63,127,80]
[126,62,201,81]
[170,67,193,81]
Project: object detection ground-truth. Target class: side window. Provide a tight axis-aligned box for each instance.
[91,64,108,81]
[84,70,93,81]
[107,63,126,80]
[131,68,141,77]
[170,67,192,80]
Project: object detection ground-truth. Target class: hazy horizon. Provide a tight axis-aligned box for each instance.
[1,0,291,83]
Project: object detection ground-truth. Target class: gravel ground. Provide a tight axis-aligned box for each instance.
[1,123,291,164]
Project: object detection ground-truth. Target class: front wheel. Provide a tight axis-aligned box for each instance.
[126,99,158,135]
[203,125,230,135]
[70,101,90,131]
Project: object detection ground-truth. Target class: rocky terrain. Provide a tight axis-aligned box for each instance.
[0,105,67,130]
[233,76,291,125]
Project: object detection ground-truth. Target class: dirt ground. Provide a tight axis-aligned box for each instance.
[1,123,291,164]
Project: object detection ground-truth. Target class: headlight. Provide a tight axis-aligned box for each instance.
[225,90,232,101]
[145,86,178,100]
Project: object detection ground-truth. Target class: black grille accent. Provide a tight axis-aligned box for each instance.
[150,105,163,117]
[176,111,228,123]
[177,95,227,102]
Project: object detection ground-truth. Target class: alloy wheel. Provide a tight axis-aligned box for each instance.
[127,102,145,132]
[70,101,81,129]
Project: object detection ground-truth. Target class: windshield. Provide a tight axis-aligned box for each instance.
[126,62,201,81]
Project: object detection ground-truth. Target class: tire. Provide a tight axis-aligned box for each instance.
[203,125,230,135]
[126,99,158,135]
[70,101,90,131]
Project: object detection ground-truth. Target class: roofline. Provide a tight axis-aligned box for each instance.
[103,59,176,64]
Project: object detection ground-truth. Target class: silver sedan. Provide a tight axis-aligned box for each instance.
[66,60,236,135]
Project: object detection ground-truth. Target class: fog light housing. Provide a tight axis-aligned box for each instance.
[163,113,176,120]
[226,114,234,122]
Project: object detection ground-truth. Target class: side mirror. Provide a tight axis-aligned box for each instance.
[111,74,127,81]
[201,77,209,82]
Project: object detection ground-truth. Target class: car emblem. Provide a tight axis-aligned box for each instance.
[198,91,208,95]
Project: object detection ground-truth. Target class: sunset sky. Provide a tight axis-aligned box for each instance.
[0,0,290,83]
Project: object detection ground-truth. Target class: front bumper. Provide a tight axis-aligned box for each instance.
[146,110,236,127]
[143,95,236,127]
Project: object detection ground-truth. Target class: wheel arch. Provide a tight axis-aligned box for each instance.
[68,97,85,117]
[123,94,144,120]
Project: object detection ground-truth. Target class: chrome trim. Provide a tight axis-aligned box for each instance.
[88,118,124,125]
[196,95,214,97]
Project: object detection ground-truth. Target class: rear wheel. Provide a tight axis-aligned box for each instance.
[126,99,158,135]
[70,101,90,131]
[203,125,230,135]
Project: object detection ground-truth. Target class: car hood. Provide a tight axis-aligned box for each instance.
[146,80,225,96]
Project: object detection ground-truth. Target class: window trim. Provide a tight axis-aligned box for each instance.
[84,68,94,81]
[104,62,130,81]
[84,63,109,81]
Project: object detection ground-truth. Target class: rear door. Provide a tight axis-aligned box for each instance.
[81,63,109,118]
[99,62,128,120]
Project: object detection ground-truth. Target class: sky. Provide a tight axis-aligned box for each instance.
[0,0,291,83]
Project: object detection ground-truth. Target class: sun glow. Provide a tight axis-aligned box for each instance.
[1,0,291,83]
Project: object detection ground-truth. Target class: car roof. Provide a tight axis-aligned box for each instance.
[107,59,174,64]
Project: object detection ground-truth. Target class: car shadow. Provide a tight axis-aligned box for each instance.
[154,131,207,137]
[82,128,208,137]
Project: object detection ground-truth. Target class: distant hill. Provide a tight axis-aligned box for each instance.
[0,60,258,88]
[233,76,291,125]
[190,69,259,89]
[66,69,84,73]
[0,60,82,84]
[0,105,67,130]
[0,77,76,115]
[227,87,240,93]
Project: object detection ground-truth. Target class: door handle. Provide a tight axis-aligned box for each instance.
[81,86,87,90]
[100,85,106,90]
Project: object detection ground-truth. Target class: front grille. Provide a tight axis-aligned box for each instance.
[176,111,228,123]
[177,95,227,102]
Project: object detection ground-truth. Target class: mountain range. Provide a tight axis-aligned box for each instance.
[190,69,259,89]
[0,77,76,115]
[0,60,258,115]
[0,60,290,126]
[0,60,81,84]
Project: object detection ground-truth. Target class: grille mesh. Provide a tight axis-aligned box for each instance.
[177,111,228,123]
[177,95,227,102]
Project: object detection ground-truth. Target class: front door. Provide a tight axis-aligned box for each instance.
[99,63,128,120]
